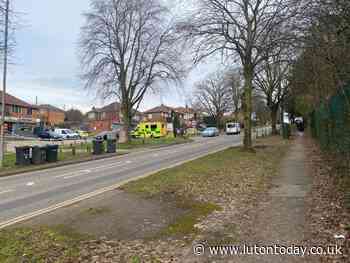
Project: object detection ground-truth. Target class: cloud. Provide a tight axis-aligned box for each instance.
[4,0,222,114]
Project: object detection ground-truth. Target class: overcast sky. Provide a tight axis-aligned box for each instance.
[5,0,219,113]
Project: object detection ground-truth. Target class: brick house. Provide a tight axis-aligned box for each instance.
[143,104,175,122]
[87,102,143,133]
[87,102,121,132]
[38,104,65,126]
[174,106,198,128]
[0,91,40,134]
[144,104,198,124]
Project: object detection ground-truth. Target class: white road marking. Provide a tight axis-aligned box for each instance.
[0,189,13,195]
[26,182,35,187]
[55,171,79,178]
[55,162,126,180]
[126,160,132,164]
[90,162,123,171]
[63,169,91,179]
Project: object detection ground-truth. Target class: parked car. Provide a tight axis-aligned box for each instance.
[226,122,241,135]
[54,128,80,139]
[38,130,62,140]
[67,129,80,139]
[201,127,220,137]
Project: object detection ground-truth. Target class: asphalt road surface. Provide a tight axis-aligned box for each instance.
[0,135,241,228]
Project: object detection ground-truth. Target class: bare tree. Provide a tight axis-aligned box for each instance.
[194,70,232,128]
[180,0,300,150]
[254,47,291,134]
[79,0,184,142]
[224,68,243,122]
[252,90,270,125]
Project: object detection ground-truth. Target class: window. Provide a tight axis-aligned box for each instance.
[145,125,149,129]
[151,125,157,131]
[12,105,23,113]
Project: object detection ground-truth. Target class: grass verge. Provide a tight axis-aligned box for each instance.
[123,136,290,239]
[0,225,87,263]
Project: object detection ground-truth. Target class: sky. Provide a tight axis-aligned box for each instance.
[5,0,219,113]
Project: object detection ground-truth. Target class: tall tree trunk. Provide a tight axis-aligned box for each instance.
[243,65,253,150]
[120,102,131,143]
[216,114,221,129]
[271,107,278,135]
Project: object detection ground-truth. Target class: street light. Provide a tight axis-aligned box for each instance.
[0,0,10,168]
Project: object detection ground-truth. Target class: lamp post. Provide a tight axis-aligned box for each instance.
[0,0,10,168]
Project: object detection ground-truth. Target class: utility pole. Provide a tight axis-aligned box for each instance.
[0,0,10,168]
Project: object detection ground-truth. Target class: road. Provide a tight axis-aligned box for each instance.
[0,135,241,228]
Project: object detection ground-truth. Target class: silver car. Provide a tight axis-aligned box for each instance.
[201,127,220,137]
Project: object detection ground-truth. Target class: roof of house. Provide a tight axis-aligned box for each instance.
[101,102,121,112]
[174,106,195,114]
[88,102,144,116]
[0,91,37,108]
[144,104,174,114]
[39,104,65,113]
[89,102,121,113]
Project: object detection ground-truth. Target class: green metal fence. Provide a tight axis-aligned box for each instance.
[310,86,350,154]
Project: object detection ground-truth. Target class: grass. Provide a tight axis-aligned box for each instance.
[159,200,221,237]
[124,146,279,198]
[3,153,15,168]
[123,136,290,238]
[0,225,87,263]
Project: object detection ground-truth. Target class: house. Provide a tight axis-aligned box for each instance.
[87,102,121,132]
[174,106,198,128]
[143,104,174,122]
[143,104,200,130]
[87,102,143,133]
[38,104,65,126]
[0,91,40,134]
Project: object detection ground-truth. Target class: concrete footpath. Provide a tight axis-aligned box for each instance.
[237,133,312,263]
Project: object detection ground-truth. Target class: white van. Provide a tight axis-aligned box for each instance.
[226,122,241,135]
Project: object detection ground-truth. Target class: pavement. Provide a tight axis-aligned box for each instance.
[235,133,313,263]
[0,134,242,229]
